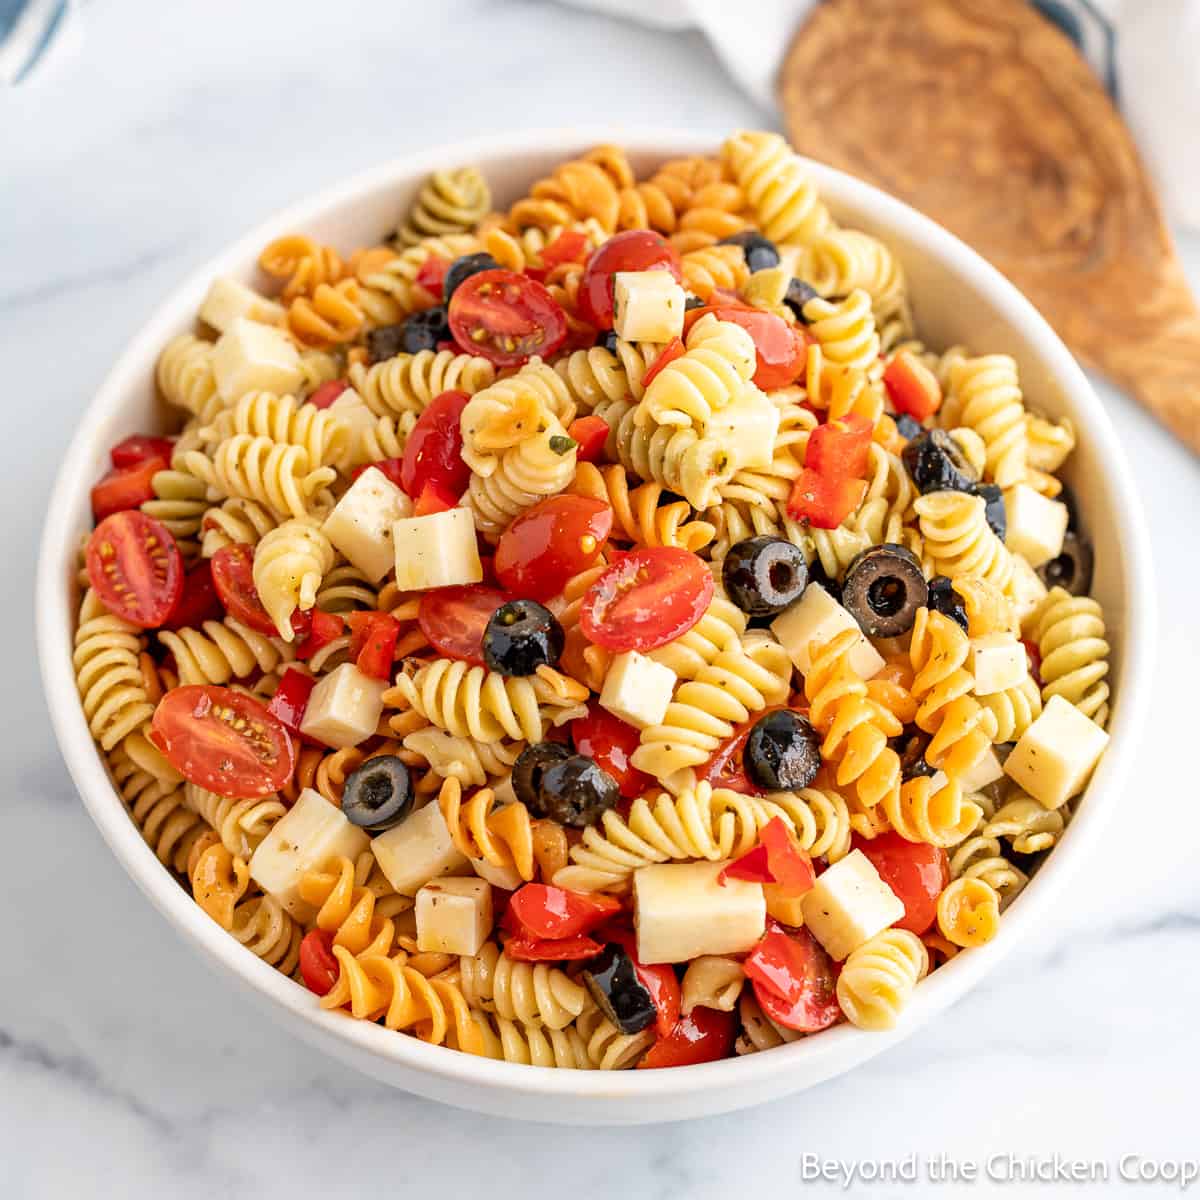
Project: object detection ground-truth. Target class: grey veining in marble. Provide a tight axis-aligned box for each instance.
[3,1,1199,1196]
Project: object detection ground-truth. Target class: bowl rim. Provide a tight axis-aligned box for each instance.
[36,126,1154,1106]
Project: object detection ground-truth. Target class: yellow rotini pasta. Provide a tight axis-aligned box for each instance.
[936,877,1001,948]
[1030,587,1110,726]
[459,941,590,1030]
[349,348,497,418]
[836,929,929,1030]
[252,517,335,641]
[396,166,491,246]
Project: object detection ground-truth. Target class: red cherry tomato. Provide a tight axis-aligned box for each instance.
[414,253,450,301]
[852,831,948,935]
[806,413,874,478]
[682,297,755,336]
[292,609,345,659]
[507,884,622,941]
[90,456,168,523]
[299,929,339,996]
[352,459,405,491]
[504,933,603,962]
[744,924,840,1032]
[701,716,763,796]
[641,336,686,390]
[418,584,510,665]
[721,844,774,885]
[308,379,349,409]
[448,269,567,366]
[110,434,174,469]
[399,389,471,500]
[150,684,295,797]
[580,546,714,652]
[414,481,458,515]
[705,307,809,390]
[566,415,610,463]
[163,560,223,630]
[570,701,651,798]
[494,495,612,602]
[787,468,868,530]
[347,610,401,679]
[883,349,942,421]
[86,511,183,628]
[638,1006,737,1069]
[578,231,682,330]
[540,230,590,271]
[210,544,277,636]
[266,667,316,739]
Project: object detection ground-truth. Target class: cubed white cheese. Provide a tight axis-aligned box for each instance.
[800,849,904,961]
[599,650,676,729]
[1010,552,1049,630]
[199,276,285,334]
[1003,485,1068,568]
[371,801,469,896]
[248,788,369,921]
[703,383,779,471]
[958,747,1005,793]
[212,317,302,403]
[771,583,886,679]
[393,507,482,591]
[633,860,766,964]
[299,663,387,749]
[969,633,1028,696]
[612,270,686,343]
[415,876,493,956]
[321,467,412,583]
[329,389,379,470]
[1003,694,1109,810]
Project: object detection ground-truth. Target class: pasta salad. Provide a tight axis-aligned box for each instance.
[74,132,1112,1070]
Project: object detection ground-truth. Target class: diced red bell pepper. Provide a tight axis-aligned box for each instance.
[267,667,317,737]
[759,817,816,898]
[503,933,603,962]
[110,434,174,469]
[805,413,873,479]
[883,349,942,421]
[566,415,610,463]
[787,468,867,529]
[507,884,622,941]
[293,609,345,659]
[414,253,450,301]
[641,336,685,389]
[720,843,774,885]
[347,610,401,679]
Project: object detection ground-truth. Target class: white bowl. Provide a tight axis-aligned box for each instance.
[36,128,1153,1124]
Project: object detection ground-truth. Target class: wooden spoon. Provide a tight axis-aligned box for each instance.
[780,0,1200,454]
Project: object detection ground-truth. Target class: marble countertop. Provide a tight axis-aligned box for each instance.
[4,1,1199,1195]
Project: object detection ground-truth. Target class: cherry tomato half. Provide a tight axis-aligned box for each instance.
[150,684,295,798]
[399,389,472,501]
[299,929,339,996]
[507,884,621,941]
[91,456,168,523]
[347,610,401,679]
[494,495,612,602]
[571,700,651,798]
[110,434,174,469]
[852,832,948,935]
[163,560,223,630]
[418,584,511,665]
[448,269,567,366]
[539,230,590,271]
[504,933,603,962]
[210,544,277,636]
[705,307,809,390]
[578,231,682,330]
[638,1006,737,1069]
[744,925,840,1033]
[580,546,714,653]
[86,511,183,628]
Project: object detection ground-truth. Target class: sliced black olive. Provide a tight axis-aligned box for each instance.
[926,575,968,631]
[366,323,407,364]
[841,544,928,637]
[396,306,452,354]
[512,742,572,810]
[894,413,924,442]
[972,483,1006,541]
[901,429,979,494]
[723,536,809,617]
[784,278,820,322]
[341,756,413,833]
[594,328,620,352]
[684,294,706,311]
[1037,531,1094,596]
[443,252,500,301]
[582,944,657,1034]
[745,710,821,791]
[483,600,564,676]
[531,754,619,828]
[718,230,781,273]
[891,731,936,781]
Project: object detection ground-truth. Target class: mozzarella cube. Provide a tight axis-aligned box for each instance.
[199,276,284,334]
[1004,694,1109,810]
[801,849,904,961]
[958,747,1004,793]
[703,383,779,471]
[321,468,412,583]
[612,270,686,343]
[772,583,885,679]
[1003,485,1068,568]
[248,789,369,920]
[212,317,302,402]
[634,860,766,964]
[415,877,493,956]
[299,663,387,749]
[371,801,469,895]
[1010,552,1049,629]
[329,389,379,470]
[393,507,482,591]
[599,650,676,730]
[970,633,1028,696]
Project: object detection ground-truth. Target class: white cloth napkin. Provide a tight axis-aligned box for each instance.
[557,0,1200,230]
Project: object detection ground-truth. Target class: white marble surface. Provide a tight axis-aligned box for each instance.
[4,1,1200,1195]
